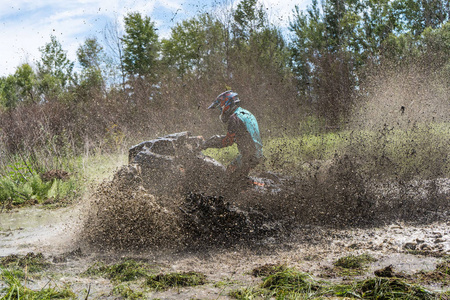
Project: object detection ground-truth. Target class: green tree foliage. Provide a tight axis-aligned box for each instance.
[395,0,449,36]
[161,14,226,77]
[15,64,38,104]
[0,64,37,109]
[290,0,358,125]
[122,12,159,79]
[230,0,291,80]
[76,37,106,100]
[37,35,75,102]
[77,37,104,69]
[232,0,267,43]
[0,75,19,109]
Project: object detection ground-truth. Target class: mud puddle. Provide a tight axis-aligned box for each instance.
[1,204,449,299]
[0,206,81,256]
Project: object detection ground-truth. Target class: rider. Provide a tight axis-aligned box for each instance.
[201,90,263,183]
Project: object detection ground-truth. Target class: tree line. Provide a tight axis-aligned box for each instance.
[0,0,448,153]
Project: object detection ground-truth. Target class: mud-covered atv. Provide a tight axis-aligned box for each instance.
[118,131,289,243]
[125,131,284,197]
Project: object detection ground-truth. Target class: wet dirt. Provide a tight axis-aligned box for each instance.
[1,200,449,299]
[0,206,81,257]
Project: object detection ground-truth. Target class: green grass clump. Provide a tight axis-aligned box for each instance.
[0,252,50,273]
[229,287,270,299]
[230,270,438,299]
[83,260,152,282]
[0,268,76,299]
[145,271,207,291]
[112,284,145,299]
[260,268,320,295]
[355,277,434,300]
[333,253,377,270]
[251,264,287,278]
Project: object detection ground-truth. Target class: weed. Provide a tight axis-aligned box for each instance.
[261,268,320,294]
[330,254,377,277]
[145,271,207,291]
[0,252,50,273]
[251,264,287,278]
[112,283,144,299]
[333,253,377,270]
[83,259,153,282]
[436,261,450,275]
[0,162,79,208]
[356,277,434,299]
[229,287,271,299]
[0,268,76,299]
[213,277,242,288]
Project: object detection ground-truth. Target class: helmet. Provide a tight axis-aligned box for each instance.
[208,90,240,122]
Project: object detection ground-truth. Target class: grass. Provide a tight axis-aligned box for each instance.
[0,155,81,209]
[82,259,155,282]
[202,122,450,179]
[334,253,377,270]
[251,264,288,278]
[229,266,442,300]
[80,152,128,184]
[0,253,50,274]
[0,268,76,299]
[112,283,145,299]
[145,271,207,291]
[415,260,450,287]
[354,277,435,300]
[0,152,127,210]
[330,253,377,277]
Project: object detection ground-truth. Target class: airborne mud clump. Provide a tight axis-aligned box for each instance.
[80,181,183,251]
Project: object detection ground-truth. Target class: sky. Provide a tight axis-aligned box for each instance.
[0,0,311,77]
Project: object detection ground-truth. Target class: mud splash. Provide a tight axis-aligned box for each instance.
[78,158,449,253]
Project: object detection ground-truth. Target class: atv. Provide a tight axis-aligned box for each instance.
[124,131,284,197]
[119,131,288,242]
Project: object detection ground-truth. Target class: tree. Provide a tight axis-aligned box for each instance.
[395,0,449,36]
[37,35,75,102]
[290,0,360,126]
[76,37,106,101]
[14,64,37,104]
[0,64,38,109]
[0,75,19,109]
[104,18,126,89]
[232,0,267,43]
[230,0,291,79]
[122,12,160,79]
[77,37,104,69]
[161,13,226,77]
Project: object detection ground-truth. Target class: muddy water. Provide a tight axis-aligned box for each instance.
[0,206,81,256]
[1,204,449,299]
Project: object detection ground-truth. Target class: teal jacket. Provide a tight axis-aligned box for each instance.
[204,107,263,165]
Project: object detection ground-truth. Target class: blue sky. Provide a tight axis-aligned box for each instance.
[0,0,311,77]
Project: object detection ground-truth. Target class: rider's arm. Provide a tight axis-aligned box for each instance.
[202,132,235,149]
[201,114,239,150]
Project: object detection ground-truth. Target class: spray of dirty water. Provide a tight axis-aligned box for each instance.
[77,63,449,254]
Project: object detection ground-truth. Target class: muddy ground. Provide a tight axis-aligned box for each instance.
[1,198,449,299]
